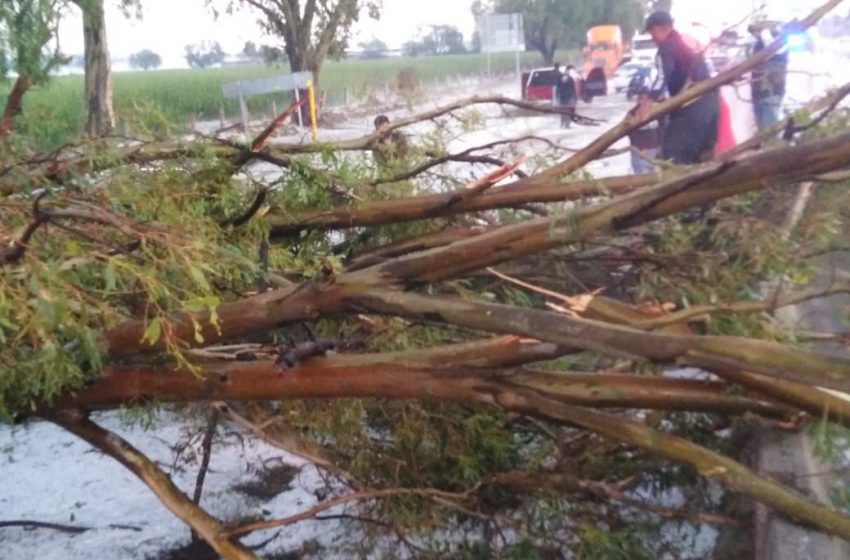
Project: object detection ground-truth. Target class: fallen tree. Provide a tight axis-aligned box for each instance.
[4,1,850,556]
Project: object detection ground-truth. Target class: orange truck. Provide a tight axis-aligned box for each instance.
[583,25,625,78]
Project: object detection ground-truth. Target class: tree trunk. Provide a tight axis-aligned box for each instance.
[0,74,34,135]
[543,40,557,66]
[81,0,114,136]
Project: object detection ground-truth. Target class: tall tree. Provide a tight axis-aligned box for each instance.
[233,0,380,118]
[0,0,67,134]
[69,0,113,135]
[486,0,644,65]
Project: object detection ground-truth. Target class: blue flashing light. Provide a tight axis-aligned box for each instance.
[786,33,809,52]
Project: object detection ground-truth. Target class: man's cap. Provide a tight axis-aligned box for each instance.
[644,11,673,32]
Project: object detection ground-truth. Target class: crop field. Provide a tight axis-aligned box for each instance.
[5,50,577,149]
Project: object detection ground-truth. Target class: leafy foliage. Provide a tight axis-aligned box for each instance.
[403,25,468,57]
[184,41,226,69]
[129,48,162,71]
[234,0,381,80]
[0,0,67,82]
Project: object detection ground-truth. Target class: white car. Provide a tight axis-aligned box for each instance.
[611,62,647,93]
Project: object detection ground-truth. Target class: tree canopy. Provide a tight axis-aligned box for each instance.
[234,0,380,80]
[184,40,226,68]
[128,48,162,70]
[479,0,645,64]
[403,25,467,57]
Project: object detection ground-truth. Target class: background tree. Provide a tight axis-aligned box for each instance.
[358,37,388,58]
[68,0,140,136]
[241,39,260,60]
[184,41,226,68]
[128,48,161,70]
[403,25,467,56]
[260,43,286,65]
[233,0,380,119]
[481,0,645,65]
[0,0,67,134]
[649,0,672,13]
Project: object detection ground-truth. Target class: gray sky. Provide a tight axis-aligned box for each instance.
[55,0,822,69]
[57,0,479,66]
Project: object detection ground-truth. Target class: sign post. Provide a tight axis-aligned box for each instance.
[222,71,314,141]
[307,79,318,141]
[478,13,525,81]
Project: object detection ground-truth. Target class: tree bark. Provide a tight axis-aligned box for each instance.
[1,75,34,135]
[269,173,655,237]
[65,348,790,420]
[56,359,850,542]
[81,0,115,136]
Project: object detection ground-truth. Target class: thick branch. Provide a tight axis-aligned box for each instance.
[69,336,787,419]
[104,128,850,358]
[47,409,256,560]
[365,130,850,284]
[269,174,655,236]
[1,74,34,135]
[63,354,850,542]
[345,287,850,391]
[497,390,850,542]
[266,95,601,155]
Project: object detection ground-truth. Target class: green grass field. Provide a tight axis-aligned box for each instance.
[6,50,579,149]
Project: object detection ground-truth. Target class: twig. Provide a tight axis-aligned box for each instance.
[212,402,340,473]
[224,487,475,538]
[227,187,268,228]
[0,520,91,534]
[0,191,49,267]
[191,409,220,543]
[636,283,850,330]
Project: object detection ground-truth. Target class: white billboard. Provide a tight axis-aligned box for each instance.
[478,13,525,53]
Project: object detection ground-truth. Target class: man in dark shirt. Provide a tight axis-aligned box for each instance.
[645,11,720,164]
[372,115,409,168]
[556,65,578,128]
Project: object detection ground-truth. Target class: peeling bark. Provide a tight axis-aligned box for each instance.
[81,0,115,136]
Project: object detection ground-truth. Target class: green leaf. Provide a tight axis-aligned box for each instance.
[142,317,162,346]
[104,261,117,291]
[188,266,212,292]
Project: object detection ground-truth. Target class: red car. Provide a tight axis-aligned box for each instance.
[521,67,594,103]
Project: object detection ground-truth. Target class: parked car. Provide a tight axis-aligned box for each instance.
[521,68,591,103]
[521,68,560,102]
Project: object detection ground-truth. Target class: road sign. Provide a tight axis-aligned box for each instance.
[221,71,314,142]
[478,13,525,54]
[221,71,313,98]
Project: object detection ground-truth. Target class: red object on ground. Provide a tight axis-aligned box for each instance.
[714,91,737,156]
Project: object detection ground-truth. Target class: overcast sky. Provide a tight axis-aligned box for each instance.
[55,0,826,68]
